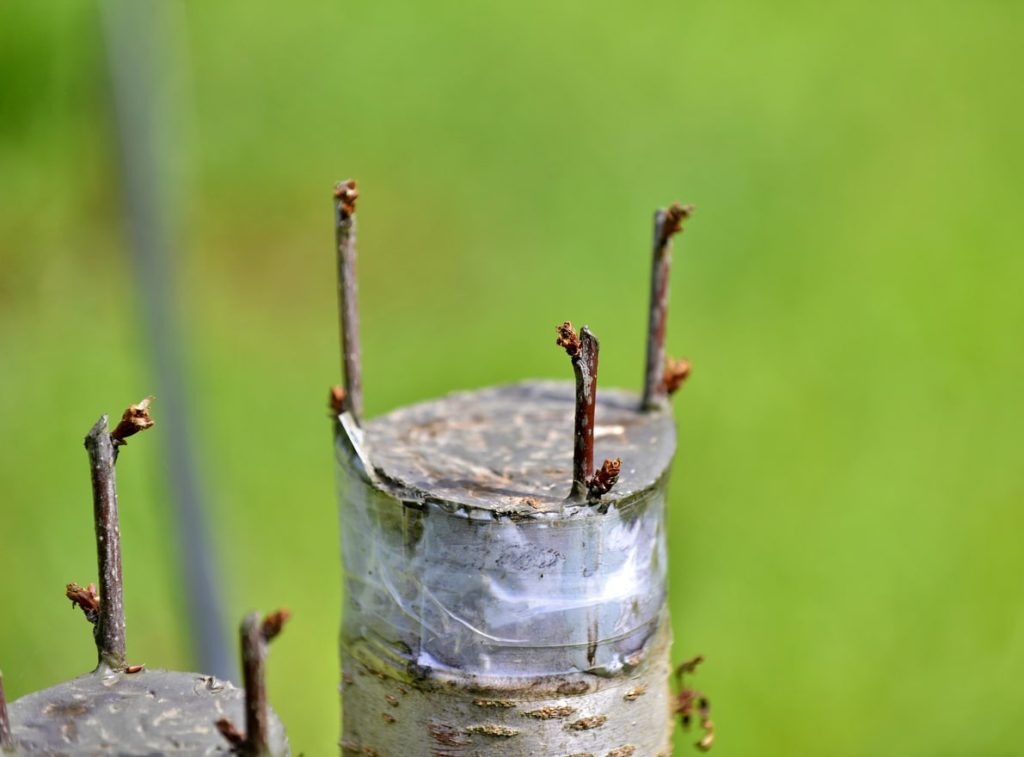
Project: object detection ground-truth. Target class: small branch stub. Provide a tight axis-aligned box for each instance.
[328,385,347,417]
[219,609,291,755]
[556,322,601,501]
[674,655,715,751]
[664,356,692,396]
[110,396,155,448]
[215,718,245,750]
[642,202,694,411]
[586,457,621,500]
[260,609,290,643]
[65,582,100,625]
[0,670,11,749]
[334,179,364,425]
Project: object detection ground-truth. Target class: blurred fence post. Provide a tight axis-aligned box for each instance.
[99,0,232,682]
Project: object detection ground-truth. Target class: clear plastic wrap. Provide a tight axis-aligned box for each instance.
[336,381,674,679]
[338,447,668,677]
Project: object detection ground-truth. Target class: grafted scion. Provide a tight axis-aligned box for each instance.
[556,322,608,501]
[334,179,364,424]
[642,202,694,410]
[83,397,154,670]
[217,609,291,755]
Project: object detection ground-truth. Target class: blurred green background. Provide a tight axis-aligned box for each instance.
[1,1,1022,754]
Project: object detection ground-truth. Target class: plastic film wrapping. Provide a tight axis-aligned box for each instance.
[338,447,668,677]
[337,381,677,755]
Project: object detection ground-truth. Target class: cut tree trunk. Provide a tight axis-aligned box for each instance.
[336,381,677,756]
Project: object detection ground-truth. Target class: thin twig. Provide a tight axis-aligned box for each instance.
[82,399,154,671]
[241,613,269,754]
[334,179,363,425]
[0,670,11,748]
[219,609,290,755]
[84,416,126,670]
[557,322,600,501]
[642,202,693,410]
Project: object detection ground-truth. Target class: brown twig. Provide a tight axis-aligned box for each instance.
[586,458,621,499]
[334,179,363,425]
[557,322,600,501]
[0,670,11,748]
[673,655,714,751]
[664,356,692,396]
[642,202,693,411]
[241,612,270,754]
[219,609,290,755]
[82,399,154,671]
[84,416,126,670]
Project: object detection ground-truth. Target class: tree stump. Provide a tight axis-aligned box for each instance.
[336,380,677,756]
[5,669,288,756]
[2,405,290,756]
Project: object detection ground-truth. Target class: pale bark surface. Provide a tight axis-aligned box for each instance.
[341,626,672,757]
[336,380,677,756]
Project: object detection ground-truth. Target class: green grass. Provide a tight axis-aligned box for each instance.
[1,1,1022,753]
